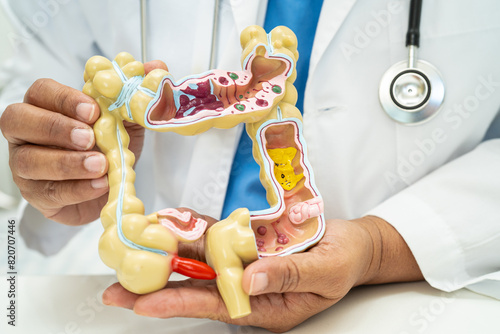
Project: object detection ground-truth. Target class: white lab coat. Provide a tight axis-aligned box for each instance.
[1,0,499,298]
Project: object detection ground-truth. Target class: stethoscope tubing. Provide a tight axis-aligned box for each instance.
[140,0,443,125]
[139,0,220,68]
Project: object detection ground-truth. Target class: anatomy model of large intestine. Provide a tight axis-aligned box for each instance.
[83,25,325,319]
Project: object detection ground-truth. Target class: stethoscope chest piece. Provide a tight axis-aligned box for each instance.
[379,59,444,124]
[379,0,445,125]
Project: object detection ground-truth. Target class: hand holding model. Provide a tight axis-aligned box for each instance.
[81,25,422,330]
[0,62,167,225]
[103,216,422,332]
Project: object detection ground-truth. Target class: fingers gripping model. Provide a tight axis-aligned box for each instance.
[83,25,325,319]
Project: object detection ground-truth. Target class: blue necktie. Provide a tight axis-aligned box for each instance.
[221,0,324,219]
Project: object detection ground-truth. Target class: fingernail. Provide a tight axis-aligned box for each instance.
[249,272,268,295]
[134,307,147,316]
[91,176,108,189]
[76,103,95,122]
[101,290,115,306]
[84,155,106,173]
[71,128,93,150]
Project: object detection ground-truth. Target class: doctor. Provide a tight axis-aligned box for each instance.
[1,0,500,331]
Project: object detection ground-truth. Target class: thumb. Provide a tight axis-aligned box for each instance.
[144,60,168,74]
[242,252,320,295]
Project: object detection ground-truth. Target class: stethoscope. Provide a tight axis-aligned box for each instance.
[140,0,444,125]
[379,0,445,125]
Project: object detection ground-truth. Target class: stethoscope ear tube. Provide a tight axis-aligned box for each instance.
[140,0,147,62]
[406,0,422,47]
[379,0,445,125]
[139,0,221,68]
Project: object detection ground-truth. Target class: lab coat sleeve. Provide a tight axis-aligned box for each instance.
[0,1,100,255]
[368,138,500,298]
[16,200,86,256]
[1,73,85,256]
[0,70,87,255]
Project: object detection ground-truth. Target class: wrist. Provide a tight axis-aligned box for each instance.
[351,215,423,286]
[350,216,383,286]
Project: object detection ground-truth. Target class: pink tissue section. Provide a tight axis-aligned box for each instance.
[158,208,207,242]
[288,198,324,225]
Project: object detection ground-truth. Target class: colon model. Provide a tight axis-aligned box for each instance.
[83,25,325,319]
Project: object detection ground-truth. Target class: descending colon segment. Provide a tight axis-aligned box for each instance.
[268,147,304,191]
[247,112,325,259]
[83,25,325,319]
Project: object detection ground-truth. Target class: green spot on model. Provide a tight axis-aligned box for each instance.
[239,95,244,99]
[272,85,282,94]
[235,104,245,111]
[229,72,239,80]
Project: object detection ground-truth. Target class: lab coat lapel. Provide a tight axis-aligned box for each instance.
[229,0,358,78]
[309,0,358,77]
[229,0,268,34]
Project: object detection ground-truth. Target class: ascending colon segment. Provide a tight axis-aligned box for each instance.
[83,25,325,320]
